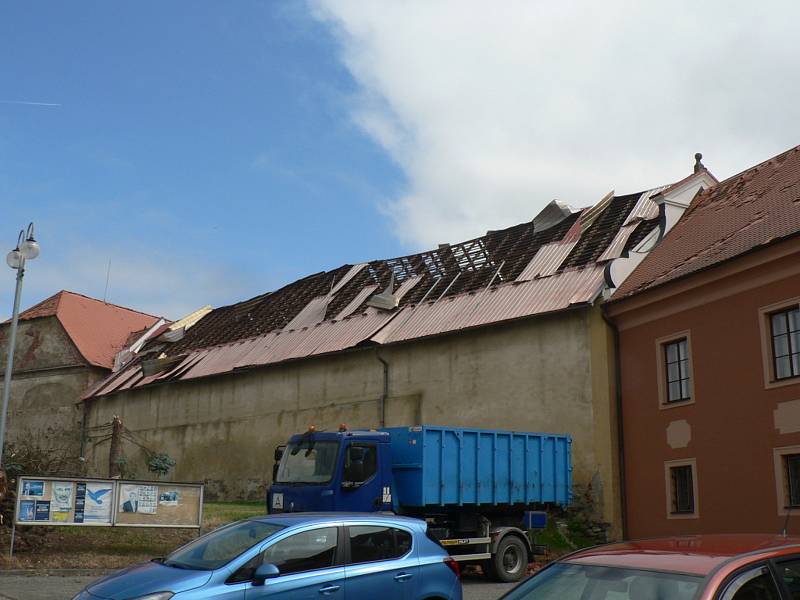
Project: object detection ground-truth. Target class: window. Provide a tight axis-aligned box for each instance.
[788,455,800,508]
[342,444,378,486]
[670,465,694,514]
[664,459,698,519]
[348,526,412,564]
[664,338,691,402]
[777,558,800,600]
[261,527,338,576]
[656,332,694,407]
[771,307,800,381]
[774,447,800,515]
[721,566,780,600]
[275,441,339,484]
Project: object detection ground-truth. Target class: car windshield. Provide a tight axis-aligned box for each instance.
[502,563,703,600]
[163,520,285,570]
[276,440,339,484]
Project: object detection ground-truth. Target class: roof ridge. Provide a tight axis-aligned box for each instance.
[59,290,163,320]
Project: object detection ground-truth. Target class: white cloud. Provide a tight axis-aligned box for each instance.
[311,0,800,247]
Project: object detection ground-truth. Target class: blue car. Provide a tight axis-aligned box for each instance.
[72,513,462,600]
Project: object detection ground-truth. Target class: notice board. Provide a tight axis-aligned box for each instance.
[14,476,203,529]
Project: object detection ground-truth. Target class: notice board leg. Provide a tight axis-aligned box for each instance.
[9,520,15,558]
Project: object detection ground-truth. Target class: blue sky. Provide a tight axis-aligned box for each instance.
[3,1,800,320]
[0,1,405,318]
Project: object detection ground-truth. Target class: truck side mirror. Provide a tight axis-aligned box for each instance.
[342,446,366,487]
[274,446,285,462]
[348,446,365,462]
[253,563,280,586]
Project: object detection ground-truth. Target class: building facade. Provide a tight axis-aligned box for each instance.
[608,145,800,537]
[84,165,713,538]
[0,291,159,468]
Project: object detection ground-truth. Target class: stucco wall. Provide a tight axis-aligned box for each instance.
[86,308,620,531]
[0,316,103,460]
[613,244,800,538]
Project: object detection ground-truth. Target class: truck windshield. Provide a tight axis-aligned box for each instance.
[276,440,339,484]
[502,563,702,600]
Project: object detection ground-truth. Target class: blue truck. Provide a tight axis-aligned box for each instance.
[267,425,572,582]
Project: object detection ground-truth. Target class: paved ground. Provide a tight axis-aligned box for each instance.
[0,574,516,600]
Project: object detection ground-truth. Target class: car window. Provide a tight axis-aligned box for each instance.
[348,526,412,564]
[262,527,339,576]
[720,566,781,600]
[503,563,701,600]
[776,558,800,599]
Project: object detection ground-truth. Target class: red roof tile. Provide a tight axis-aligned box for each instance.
[614,144,800,300]
[16,291,160,369]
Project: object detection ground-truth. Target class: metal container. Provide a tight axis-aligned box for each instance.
[383,425,572,508]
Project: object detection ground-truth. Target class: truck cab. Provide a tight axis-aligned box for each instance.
[268,427,395,514]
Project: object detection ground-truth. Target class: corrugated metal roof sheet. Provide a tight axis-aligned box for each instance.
[85,175,684,398]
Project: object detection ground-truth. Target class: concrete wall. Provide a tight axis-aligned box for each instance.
[86,308,621,533]
[0,316,104,461]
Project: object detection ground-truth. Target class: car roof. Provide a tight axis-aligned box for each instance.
[563,534,800,576]
[249,512,425,529]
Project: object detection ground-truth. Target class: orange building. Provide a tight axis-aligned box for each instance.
[607,144,800,538]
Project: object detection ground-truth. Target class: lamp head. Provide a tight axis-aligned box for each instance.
[19,223,39,260]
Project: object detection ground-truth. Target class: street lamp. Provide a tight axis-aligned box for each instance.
[0,223,39,469]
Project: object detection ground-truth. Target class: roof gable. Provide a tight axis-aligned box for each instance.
[614,144,800,300]
[16,291,160,369]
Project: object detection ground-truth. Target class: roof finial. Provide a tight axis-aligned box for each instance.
[694,152,704,174]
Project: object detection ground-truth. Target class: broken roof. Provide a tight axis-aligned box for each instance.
[11,290,161,369]
[86,186,672,398]
[614,144,800,300]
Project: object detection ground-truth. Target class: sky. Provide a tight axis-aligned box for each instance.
[2,1,800,319]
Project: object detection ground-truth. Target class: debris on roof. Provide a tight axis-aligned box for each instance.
[86,178,695,398]
[614,144,800,300]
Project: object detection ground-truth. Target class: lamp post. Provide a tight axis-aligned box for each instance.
[0,223,40,469]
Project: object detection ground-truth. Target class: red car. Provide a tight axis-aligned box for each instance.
[502,534,800,599]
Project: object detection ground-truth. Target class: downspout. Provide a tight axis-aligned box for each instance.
[376,349,389,428]
[601,307,628,540]
[79,398,90,475]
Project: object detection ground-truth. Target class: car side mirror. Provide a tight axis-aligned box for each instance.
[253,563,280,586]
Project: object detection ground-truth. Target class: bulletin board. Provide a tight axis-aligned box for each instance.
[15,477,116,527]
[113,480,203,528]
[15,476,203,529]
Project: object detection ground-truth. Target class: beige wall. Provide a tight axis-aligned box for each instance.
[86,308,620,534]
[0,316,104,462]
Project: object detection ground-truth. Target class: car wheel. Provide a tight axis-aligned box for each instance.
[489,536,528,582]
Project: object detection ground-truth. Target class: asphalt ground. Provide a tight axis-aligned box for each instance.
[0,573,516,600]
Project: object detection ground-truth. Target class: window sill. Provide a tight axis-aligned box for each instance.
[667,511,699,520]
[660,398,696,411]
[766,376,800,390]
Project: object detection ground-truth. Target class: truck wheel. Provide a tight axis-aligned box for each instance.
[489,536,528,582]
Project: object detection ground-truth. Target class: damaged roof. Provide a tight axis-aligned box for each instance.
[11,290,161,369]
[86,186,670,398]
[614,144,800,300]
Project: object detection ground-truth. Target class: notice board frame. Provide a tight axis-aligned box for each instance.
[13,475,204,529]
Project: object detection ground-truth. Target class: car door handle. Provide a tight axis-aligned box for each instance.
[394,573,413,582]
[319,584,341,595]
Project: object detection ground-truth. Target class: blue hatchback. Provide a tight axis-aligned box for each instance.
[72,513,462,600]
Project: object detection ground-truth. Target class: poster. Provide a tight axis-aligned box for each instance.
[19,500,35,521]
[52,482,73,512]
[119,484,158,514]
[159,490,180,506]
[52,512,69,523]
[34,501,50,521]
[74,482,86,523]
[84,482,113,523]
[22,480,44,496]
